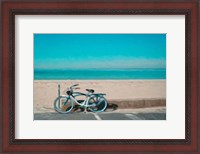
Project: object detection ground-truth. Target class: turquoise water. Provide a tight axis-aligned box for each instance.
[34,68,166,80]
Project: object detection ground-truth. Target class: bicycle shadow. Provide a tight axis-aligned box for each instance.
[106,103,118,111]
[72,100,118,113]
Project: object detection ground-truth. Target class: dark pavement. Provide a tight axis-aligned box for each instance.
[34,107,166,120]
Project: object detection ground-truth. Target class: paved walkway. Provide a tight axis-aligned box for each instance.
[34,107,166,120]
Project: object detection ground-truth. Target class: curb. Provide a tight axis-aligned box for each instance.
[107,99,166,109]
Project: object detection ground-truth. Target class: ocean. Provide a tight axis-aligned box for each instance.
[34,68,166,80]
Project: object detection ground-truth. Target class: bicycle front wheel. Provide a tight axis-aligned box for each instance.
[88,95,107,113]
[54,96,73,114]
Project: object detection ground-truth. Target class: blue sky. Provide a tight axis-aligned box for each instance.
[34,34,166,69]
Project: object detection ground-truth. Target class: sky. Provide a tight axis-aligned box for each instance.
[34,34,166,69]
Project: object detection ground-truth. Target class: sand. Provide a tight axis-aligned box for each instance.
[34,80,166,112]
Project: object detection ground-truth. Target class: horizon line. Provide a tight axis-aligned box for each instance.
[34,67,166,70]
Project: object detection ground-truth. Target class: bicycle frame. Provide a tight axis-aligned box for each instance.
[69,93,97,107]
[54,84,107,113]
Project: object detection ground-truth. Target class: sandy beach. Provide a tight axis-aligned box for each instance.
[34,80,166,112]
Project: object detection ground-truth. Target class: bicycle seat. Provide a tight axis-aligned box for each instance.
[86,89,95,93]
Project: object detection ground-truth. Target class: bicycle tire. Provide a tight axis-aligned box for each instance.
[54,96,73,114]
[88,95,107,113]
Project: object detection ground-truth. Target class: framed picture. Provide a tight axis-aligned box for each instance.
[1,0,199,153]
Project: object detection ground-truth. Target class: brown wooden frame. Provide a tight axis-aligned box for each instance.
[0,0,199,153]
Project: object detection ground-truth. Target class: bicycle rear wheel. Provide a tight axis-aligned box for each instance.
[88,95,107,113]
[54,96,73,113]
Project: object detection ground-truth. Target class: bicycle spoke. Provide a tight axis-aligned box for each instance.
[88,96,107,113]
[54,96,73,113]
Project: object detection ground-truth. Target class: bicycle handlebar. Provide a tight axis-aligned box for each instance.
[70,84,79,89]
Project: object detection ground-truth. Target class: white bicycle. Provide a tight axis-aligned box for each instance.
[54,84,108,114]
